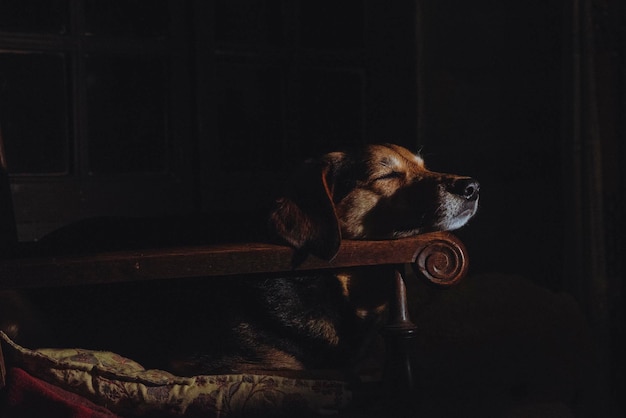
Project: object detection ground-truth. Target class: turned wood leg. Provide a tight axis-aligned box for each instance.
[383,266,418,412]
[379,233,469,413]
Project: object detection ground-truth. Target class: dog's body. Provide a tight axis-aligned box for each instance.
[3,144,479,376]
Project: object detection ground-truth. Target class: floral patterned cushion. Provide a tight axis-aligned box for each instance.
[0,332,352,417]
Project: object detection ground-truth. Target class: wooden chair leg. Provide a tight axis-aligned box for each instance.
[382,266,418,413]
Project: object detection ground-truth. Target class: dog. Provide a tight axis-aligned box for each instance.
[270,143,479,257]
[2,143,479,377]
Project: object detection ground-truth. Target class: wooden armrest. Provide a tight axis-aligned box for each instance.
[0,231,467,289]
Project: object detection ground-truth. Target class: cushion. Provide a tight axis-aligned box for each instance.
[0,332,351,417]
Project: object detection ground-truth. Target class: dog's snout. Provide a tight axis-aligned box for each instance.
[451,178,480,201]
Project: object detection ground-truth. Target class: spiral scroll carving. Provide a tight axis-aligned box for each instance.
[414,236,468,286]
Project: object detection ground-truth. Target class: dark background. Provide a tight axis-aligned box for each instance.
[1,0,624,416]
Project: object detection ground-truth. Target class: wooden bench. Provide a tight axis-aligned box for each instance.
[1,133,470,414]
[1,233,468,411]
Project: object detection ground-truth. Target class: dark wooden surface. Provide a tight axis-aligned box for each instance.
[0,231,467,289]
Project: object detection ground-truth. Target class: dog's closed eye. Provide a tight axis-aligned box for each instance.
[374,171,404,181]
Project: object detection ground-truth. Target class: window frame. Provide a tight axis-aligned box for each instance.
[0,0,196,241]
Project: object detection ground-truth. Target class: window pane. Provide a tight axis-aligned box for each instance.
[215,0,284,46]
[0,0,69,34]
[84,0,169,37]
[216,63,283,170]
[299,0,364,49]
[85,55,169,174]
[0,52,69,174]
[298,70,364,155]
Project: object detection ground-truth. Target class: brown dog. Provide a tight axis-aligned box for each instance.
[3,144,479,376]
[271,143,479,258]
[171,143,479,374]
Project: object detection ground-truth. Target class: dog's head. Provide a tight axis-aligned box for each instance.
[270,143,479,259]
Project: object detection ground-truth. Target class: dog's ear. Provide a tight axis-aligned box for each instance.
[269,155,344,260]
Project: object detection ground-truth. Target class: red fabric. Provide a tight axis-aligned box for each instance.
[2,367,119,418]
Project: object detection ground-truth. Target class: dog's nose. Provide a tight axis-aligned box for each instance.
[451,178,480,201]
